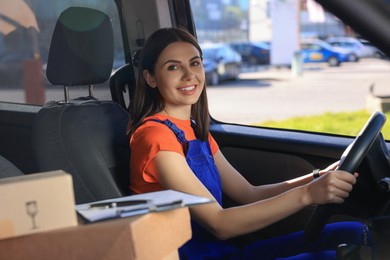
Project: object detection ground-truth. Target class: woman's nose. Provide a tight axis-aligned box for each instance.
[182,67,195,80]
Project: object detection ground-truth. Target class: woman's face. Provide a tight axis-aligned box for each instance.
[144,41,205,117]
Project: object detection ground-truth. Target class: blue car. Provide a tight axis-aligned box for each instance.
[301,39,350,66]
[230,42,270,65]
[201,43,242,86]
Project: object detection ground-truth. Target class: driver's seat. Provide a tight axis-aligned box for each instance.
[31,7,130,203]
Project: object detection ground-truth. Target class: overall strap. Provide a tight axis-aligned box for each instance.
[146,119,188,147]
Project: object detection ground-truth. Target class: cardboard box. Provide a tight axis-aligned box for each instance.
[0,207,191,260]
[0,170,78,240]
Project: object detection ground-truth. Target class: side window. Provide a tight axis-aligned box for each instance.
[0,0,124,105]
[190,0,390,139]
[216,49,224,60]
[312,44,321,51]
[301,43,309,49]
[225,47,234,58]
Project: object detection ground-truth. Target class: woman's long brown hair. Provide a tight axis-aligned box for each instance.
[127,27,210,141]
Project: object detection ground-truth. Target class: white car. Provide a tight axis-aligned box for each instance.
[326,37,373,62]
[358,39,386,59]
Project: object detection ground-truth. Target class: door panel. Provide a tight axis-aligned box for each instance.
[0,103,39,173]
[210,123,355,237]
[210,123,352,183]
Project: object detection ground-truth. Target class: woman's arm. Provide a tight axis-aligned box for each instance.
[214,151,338,204]
[153,150,357,240]
[214,150,311,204]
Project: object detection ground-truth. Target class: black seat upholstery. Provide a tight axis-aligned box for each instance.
[32,7,130,203]
[110,63,136,111]
[0,155,23,179]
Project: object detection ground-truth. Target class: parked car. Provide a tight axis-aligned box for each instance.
[301,39,350,66]
[230,42,270,65]
[326,37,373,62]
[1,0,390,258]
[201,43,242,85]
[358,39,387,59]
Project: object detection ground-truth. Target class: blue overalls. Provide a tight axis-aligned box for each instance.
[151,119,374,260]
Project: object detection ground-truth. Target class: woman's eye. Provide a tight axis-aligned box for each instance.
[192,60,201,66]
[167,65,178,71]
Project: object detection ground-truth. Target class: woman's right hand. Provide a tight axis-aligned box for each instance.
[304,170,358,205]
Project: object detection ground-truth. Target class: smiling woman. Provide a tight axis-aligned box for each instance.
[127,27,375,260]
[142,41,205,117]
[128,27,210,141]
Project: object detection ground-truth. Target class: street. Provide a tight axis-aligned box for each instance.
[207,58,390,124]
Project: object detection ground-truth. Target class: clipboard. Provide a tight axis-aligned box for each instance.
[76,190,213,223]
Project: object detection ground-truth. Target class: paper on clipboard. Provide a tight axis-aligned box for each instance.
[76,190,213,223]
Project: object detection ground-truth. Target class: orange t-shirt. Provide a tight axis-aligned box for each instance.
[129,114,219,194]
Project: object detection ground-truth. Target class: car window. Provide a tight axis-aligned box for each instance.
[0,0,124,105]
[203,47,217,59]
[217,48,224,59]
[307,43,321,51]
[190,0,390,139]
[224,47,233,58]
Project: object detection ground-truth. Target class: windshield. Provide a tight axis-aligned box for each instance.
[190,0,390,139]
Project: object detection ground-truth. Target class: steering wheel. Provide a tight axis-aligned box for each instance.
[304,111,387,241]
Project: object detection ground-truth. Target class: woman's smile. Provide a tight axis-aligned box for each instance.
[178,84,197,94]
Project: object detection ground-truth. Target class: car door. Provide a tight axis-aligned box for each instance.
[301,43,327,63]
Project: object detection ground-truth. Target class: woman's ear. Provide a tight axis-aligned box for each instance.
[143,70,157,88]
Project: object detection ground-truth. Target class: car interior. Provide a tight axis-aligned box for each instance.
[0,0,390,258]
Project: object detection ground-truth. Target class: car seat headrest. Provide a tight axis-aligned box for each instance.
[46,7,114,87]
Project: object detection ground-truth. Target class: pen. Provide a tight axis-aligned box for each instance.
[153,199,183,211]
[88,199,151,209]
[118,199,184,215]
